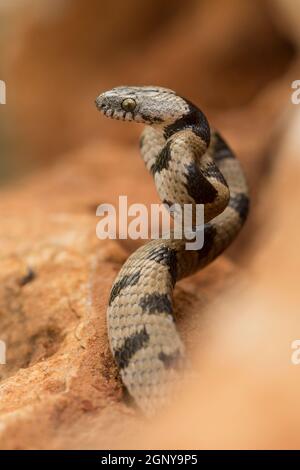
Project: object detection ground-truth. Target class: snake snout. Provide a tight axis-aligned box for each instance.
[95,94,105,110]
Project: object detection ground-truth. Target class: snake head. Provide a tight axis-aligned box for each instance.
[95,86,189,125]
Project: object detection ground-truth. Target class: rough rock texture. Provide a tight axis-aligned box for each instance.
[1,109,299,447]
[0,141,240,449]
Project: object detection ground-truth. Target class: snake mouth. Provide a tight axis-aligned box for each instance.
[97,104,135,122]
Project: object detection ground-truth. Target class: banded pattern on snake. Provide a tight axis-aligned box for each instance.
[95,86,249,415]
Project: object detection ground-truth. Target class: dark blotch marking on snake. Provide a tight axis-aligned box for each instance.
[139,134,145,149]
[114,327,150,370]
[109,271,141,305]
[147,246,177,285]
[164,99,210,146]
[213,132,234,161]
[163,199,174,208]
[140,112,163,124]
[229,193,250,223]
[158,350,182,370]
[202,162,228,187]
[184,162,218,204]
[198,223,217,261]
[151,141,172,175]
[139,293,172,315]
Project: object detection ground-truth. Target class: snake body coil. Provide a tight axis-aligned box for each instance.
[95,86,249,415]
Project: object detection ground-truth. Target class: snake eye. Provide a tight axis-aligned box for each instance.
[121,98,136,112]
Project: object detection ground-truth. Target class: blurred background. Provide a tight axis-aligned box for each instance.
[0,0,297,176]
[0,0,300,450]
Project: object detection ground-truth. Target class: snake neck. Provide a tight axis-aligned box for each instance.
[163,98,211,148]
[142,122,231,227]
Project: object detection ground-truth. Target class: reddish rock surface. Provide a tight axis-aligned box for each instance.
[0,141,241,449]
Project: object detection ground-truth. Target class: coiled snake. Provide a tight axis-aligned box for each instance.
[95,86,249,415]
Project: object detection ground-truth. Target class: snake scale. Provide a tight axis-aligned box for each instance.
[95,86,249,415]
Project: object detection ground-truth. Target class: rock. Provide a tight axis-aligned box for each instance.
[0,140,241,449]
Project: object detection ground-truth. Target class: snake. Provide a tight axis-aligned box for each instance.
[95,86,249,415]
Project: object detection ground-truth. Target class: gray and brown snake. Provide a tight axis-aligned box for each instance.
[95,86,249,415]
